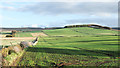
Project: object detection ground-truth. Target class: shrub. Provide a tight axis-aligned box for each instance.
[12,30,17,34]
[6,35,13,37]
[102,27,112,30]
[20,41,30,49]
[8,50,16,55]
[64,24,90,28]
[11,30,17,37]
[4,46,9,48]
[13,45,23,53]
[12,34,15,37]
[1,48,9,57]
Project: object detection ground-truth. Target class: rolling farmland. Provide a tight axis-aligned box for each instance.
[14,27,119,67]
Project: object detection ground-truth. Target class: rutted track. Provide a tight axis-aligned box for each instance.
[39,36,55,46]
[0,37,36,40]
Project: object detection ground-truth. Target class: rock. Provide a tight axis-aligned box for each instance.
[13,45,22,53]
[20,41,33,49]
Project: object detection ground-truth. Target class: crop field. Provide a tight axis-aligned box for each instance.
[43,27,118,36]
[0,31,37,47]
[16,27,119,67]
[15,30,42,37]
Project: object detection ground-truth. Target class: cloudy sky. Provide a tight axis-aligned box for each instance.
[0,0,119,28]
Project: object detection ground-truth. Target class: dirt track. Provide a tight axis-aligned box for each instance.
[1,37,36,45]
[0,37,36,40]
[31,33,48,37]
[97,33,115,35]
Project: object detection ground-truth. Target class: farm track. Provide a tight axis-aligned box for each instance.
[42,31,49,36]
[0,37,36,40]
[73,47,116,59]
[39,36,55,46]
[31,32,48,37]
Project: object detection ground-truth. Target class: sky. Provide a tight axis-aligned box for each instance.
[0,0,119,28]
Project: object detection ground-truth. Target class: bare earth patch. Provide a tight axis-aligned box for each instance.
[31,32,48,37]
[0,37,36,40]
[0,35,6,38]
[0,37,35,45]
[2,31,11,33]
[97,33,115,35]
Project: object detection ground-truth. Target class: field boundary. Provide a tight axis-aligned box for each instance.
[1,37,38,66]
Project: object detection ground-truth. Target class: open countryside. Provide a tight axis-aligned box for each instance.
[0,25,119,67]
[1,1,119,68]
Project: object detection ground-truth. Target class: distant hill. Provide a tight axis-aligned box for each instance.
[112,27,120,30]
[1,25,119,31]
[0,27,43,31]
[0,27,64,31]
[64,24,112,30]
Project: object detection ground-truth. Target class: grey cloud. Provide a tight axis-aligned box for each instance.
[42,16,118,27]
[0,0,118,2]
[1,2,118,27]
[65,17,118,27]
[19,2,118,15]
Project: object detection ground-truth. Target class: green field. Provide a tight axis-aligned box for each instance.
[15,30,42,37]
[16,27,119,67]
[43,27,118,36]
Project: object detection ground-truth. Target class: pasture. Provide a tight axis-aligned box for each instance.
[15,27,119,67]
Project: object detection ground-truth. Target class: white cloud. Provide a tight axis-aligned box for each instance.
[94,13,112,17]
[63,22,109,27]
[1,2,118,16]
[31,24,38,27]
[64,23,86,26]
[3,2,14,5]
[0,0,119,2]
[0,5,16,10]
[22,24,38,27]
[0,15,2,19]
[0,15,2,28]
[65,16,118,27]
[1,2,118,27]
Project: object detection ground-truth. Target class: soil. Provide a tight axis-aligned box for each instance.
[0,37,36,45]
[0,35,6,38]
[97,33,115,35]
[31,33,48,37]
[0,37,36,40]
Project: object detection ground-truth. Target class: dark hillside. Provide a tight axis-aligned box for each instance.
[112,27,120,30]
